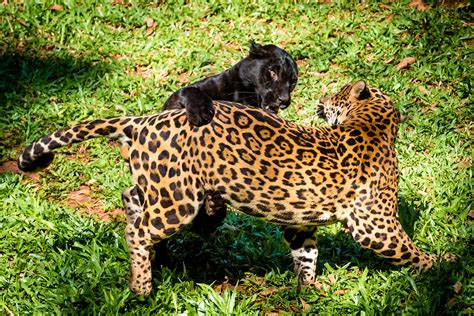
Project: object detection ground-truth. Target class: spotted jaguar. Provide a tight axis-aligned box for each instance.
[19,81,441,296]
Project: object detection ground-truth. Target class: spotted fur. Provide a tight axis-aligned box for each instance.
[19,81,441,296]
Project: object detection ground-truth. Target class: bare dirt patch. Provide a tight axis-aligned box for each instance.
[67,184,124,221]
[0,160,40,182]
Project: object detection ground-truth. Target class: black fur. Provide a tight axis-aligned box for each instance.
[156,43,298,264]
[163,42,298,126]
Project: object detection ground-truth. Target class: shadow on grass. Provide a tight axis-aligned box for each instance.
[0,50,113,105]
[153,197,467,311]
[0,49,114,154]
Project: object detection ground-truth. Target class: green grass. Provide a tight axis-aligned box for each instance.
[1,0,472,314]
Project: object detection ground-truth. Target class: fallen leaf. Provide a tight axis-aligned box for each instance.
[144,17,154,28]
[366,53,375,62]
[321,83,328,96]
[447,297,456,308]
[334,289,348,295]
[297,108,308,116]
[468,211,474,219]
[410,0,430,11]
[384,14,394,22]
[314,280,323,289]
[49,4,63,11]
[259,288,277,296]
[384,57,394,64]
[459,156,471,169]
[300,297,311,310]
[453,281,462,294]
[396,57,416,71]
[86,178,98,185]
[331,62,341,70]
[144,17,157,36]
[418,86,429,94]
[328,274,336,284]
[177,73,190,84]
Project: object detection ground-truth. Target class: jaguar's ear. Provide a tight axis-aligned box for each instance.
[350,80,370,100]
[249,42,268,58]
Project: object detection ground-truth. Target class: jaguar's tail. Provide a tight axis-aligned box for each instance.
[18,116,142,172]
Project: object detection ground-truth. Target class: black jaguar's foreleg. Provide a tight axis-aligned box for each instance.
[163,87,215,127]
[283,226,319,291]
[191,192,227,236]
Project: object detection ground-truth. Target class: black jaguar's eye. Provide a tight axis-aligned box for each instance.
[269,69,278,81]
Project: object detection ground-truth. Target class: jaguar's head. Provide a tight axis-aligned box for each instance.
[317,80,374,126]
[240,42,298,114]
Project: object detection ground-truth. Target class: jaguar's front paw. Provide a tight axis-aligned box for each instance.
[186,102,215,127]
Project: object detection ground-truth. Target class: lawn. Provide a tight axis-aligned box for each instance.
[0,0,472,314]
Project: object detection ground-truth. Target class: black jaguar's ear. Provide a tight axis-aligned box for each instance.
[249,42,268,58]
[350,80,370,100]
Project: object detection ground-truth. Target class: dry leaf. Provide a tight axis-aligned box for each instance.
[453,281,462,294]
[384,14,394,22]
[366,53,375,62]
[144,17,154,28]
[396,57,416,71]
[49,4,63,11]
[447,297,456,308]
[328,274,336,284]
[321,83,328,96]
[459,156,471,169]
[259,288,277,296]
[300,297,311,310]
[334,289,348,295]
[297,108,308,116]
[468,211,474,219]
[418,86,429,94]
[384,57,395,65]
[314,280,323,289]
[410,0,430,11]
[144,17,157,36]
[177,73,190,84]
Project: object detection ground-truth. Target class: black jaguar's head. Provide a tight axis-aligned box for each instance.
[240,42,298,114]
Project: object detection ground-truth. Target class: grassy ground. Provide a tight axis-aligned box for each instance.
[0,0,472,314]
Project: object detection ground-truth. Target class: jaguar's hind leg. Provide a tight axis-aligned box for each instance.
[125,185,204,295]
[121,186,153,295]
[345,208,436,270]
[122,186,143,225]
[283,226,318,291]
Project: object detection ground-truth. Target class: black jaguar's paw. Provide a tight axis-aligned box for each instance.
[186,102,215,127]
[175,87,215,127]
